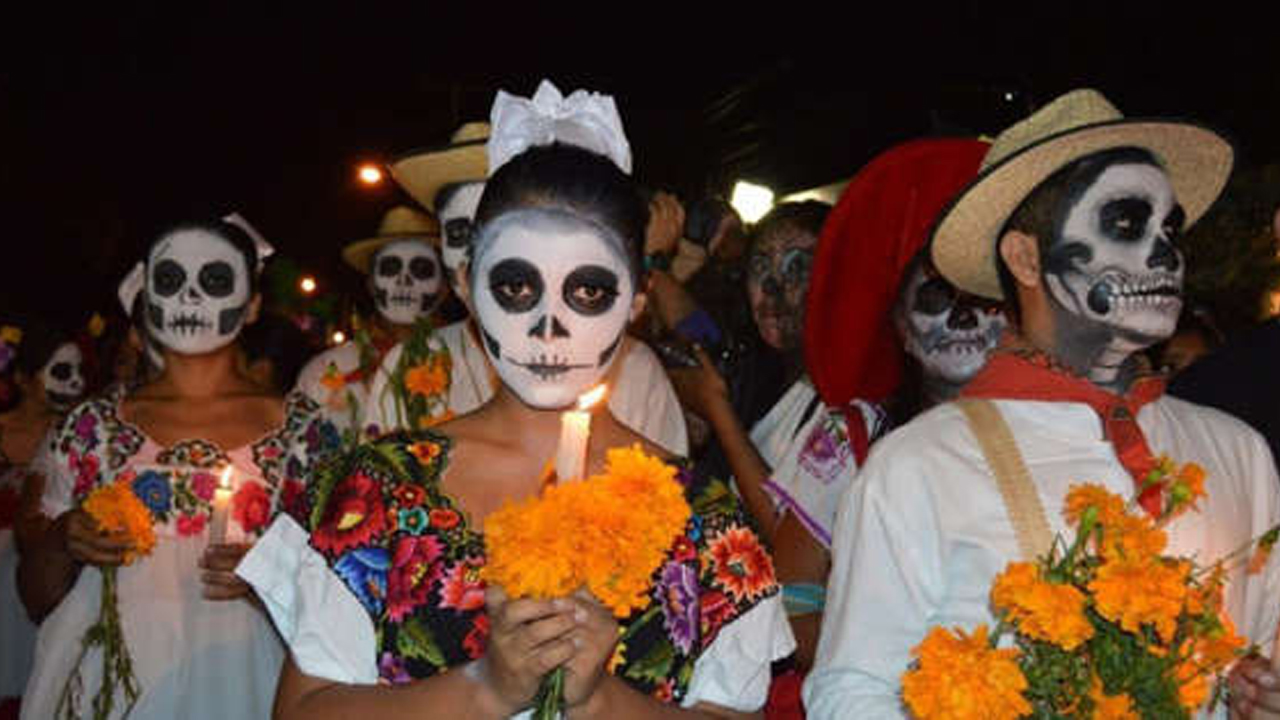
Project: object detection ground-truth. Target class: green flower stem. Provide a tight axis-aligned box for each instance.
[55,566,142,720]
[533,667,565,720]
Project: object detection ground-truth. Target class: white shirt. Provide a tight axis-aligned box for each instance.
[804,396,1280,719]
[297,321,689,455]
[751,379,882,548]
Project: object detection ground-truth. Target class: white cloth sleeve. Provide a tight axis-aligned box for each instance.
[33,425,73,519]
[803,449,943,720]
[681,593,795,712]
[236,514,379,684]
[610,340,689,456]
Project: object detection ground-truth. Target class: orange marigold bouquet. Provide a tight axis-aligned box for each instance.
[58,480,156,720]
[483,445,692,720]
[903,457,1279,720]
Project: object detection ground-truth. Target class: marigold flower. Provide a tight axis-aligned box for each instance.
[1089,676,1139,719]
[1064,483,1126,529]
[1100,512,1167,562]
[991,562,1093,650]
[83,481,156,564]
[902,625,1030,720]
[1089,557,1188,644]
[483,445,691,617]
[405,359,449,399]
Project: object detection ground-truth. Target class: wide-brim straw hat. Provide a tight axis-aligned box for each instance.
[389,122,490,212]
[342,205,440,274]
[931,88,1234,300]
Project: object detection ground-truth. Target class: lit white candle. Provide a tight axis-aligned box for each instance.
[555,385,606,483]
[209,466,233,545]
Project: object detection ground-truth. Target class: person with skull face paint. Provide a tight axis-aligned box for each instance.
[890,248,1008,418]
[15,218,341,720]
[239,81,792,720]
[376,118,689,454]
[295,205,452,438]
[0,319,85,715]
[805,90,1280,719]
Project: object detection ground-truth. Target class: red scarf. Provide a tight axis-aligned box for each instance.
[961,339,1167,516]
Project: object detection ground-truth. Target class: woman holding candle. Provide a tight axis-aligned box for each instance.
[239,81,793,720]
[15,218,340,720]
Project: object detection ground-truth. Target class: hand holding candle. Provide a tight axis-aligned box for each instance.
[556,385,606,483]
[209,466,233,544]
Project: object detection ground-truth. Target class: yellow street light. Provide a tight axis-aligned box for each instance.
[331,330,347,345]
[357,164,383,185]
[731,180,775,224]
[299,276,318,295]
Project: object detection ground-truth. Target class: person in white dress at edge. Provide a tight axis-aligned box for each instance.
[16,217,340,719]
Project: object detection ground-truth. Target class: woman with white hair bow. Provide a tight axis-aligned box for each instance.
[239,81,794,720]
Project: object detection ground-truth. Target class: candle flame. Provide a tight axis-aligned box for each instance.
[219,466,233,490]
[578,384,607,411]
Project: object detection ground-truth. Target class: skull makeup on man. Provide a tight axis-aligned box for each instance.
[895,250,1007,402]
[39,341,85,411]
[1002,147,1186,386]
[368,238,444,326]
[145,222,257,356]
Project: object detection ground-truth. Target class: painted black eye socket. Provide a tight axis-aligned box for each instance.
[914,278,956,316]
[153,259,187,297]
[1162,205,1187,242]
[563,265,620,316]
[779,248,814,285]
[747,253,773,281]
[1099,197,1153,242]
[444,219,473,248]
[377,256,404,278]
[488,258,543,313]
[199,261,236,298]
[409,257,437,281]
[50,363,72,381]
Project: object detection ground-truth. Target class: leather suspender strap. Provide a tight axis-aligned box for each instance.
[956,399,1054,561]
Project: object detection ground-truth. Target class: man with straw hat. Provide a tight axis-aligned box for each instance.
[383,109,690,454]
[294,205,451,438]
[805,89,1280,718]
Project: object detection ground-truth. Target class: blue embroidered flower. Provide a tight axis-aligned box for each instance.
[689,514,703,542]
[397,507,430,536]
[656,562,700,654]
[131,470,172,518]
[334,547,390,616]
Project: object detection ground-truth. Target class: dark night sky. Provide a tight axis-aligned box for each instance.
[2,5,1278,329]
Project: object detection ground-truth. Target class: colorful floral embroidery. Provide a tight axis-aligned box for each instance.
[52,387,337,542]
[798,415,853,485]
[304,431,779,702]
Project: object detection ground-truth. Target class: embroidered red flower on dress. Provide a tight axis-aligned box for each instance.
[176,512,208,537]
[671,535,697,563]
[312,472,387,557]
[706,527,775,603]
[439,558,486,612]
[391,483,426,508]
[386,535,445,622]
[429,508,460,530]
[699,589,735,642]
[233,481,272,535]
[463,614,489,659]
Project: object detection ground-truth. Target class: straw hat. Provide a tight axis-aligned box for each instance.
[341,206,440,274]
[389,122,490,212]
[931,88,1233,300]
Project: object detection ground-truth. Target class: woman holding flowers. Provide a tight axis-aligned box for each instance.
[238,81,794,720]
[16,218,339,720]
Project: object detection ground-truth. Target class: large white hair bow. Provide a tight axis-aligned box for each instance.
[487,79,632,176]
[117,213,275,314]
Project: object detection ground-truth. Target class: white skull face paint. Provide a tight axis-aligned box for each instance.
[1044,162,1185,347]
[370,239,443,326]
[438,182,485,292]
[41,342,85,410]
[146,228,251,355]
[471,210,635,409]
[899,263,1007,385]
